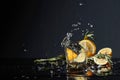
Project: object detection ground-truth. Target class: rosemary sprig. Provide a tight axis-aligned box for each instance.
[34,55,65,63]
[84,31,94,40]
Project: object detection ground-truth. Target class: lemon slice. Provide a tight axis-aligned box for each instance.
[74,52,86,63]
[66,48,78,61]
[94,57,108,65]
[79,39,96,56]
[97,48,112,56]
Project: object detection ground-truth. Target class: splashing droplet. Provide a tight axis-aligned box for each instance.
[79,3,83,6]
[61,21,95,51]
[77,22,81,25]
[81,30,84,32]
[72,24,78,27]
[61,32,73,47]
[88,23,90,25]
[86,29,89,32]
[24,49,27,52]
[82,33,84,36]
[90,25,93,28]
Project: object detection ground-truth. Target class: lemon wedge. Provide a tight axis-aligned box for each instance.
[74,52,86,63]
[97,48,112,56]
[79,39,96,57]
[94,57,108,65]
[66,48,78,61]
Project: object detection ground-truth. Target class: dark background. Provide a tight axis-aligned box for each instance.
[1,0,120,58]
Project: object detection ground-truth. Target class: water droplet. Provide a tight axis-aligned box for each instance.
[77,22,81,25]
[81,30,84,32]
[72,24,78,27]
[90,25,93,28]
[82,33,84,36]
[26,76,29,79]
[86,29,89,32]
[88,23,90,25]
[24,49,27,52]
[74,28,78,31]
[21,75,25,78]
[79,3,83,6]
[38,66,42,71]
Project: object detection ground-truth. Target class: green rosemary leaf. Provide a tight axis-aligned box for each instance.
[87,34,94,37]
[85,30,89,35]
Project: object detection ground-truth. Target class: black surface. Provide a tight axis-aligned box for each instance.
[0,58,120,79]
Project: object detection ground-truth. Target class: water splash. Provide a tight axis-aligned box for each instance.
[61,32,72,48]
[61,21,95,53]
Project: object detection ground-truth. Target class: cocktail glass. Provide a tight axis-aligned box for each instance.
[65,47,87,75]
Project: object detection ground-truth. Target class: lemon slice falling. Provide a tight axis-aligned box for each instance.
[79,39,96,56]
[97,48,112,56]
[66,48,78,61]
[74,52,86,63]
[94,57,108,65]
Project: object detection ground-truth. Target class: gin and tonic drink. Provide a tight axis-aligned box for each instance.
[61,31,113,76]
[61,33,90,75]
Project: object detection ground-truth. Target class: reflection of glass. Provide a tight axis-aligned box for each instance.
[67,75,88,80]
